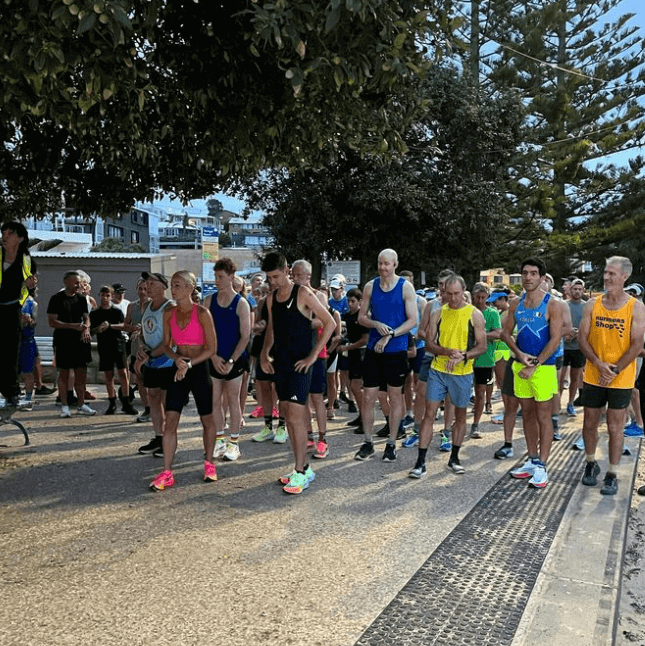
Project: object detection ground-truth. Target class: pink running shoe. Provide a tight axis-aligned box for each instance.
[249,405,263,418]
[150,470,174,491]
[204,460,217,482]
[272,407,279,418]
[313,440,329,459]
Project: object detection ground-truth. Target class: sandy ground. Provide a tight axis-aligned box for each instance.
[617,443,645,645]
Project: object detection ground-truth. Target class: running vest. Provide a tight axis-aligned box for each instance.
[432,303,476,376]
[142,299,174,369]
[367,277,408,353]
[272,284,315,365]
[583,296,636,389]
[412,294,426,349]
[565,300,585,350]
[209,292,243,361]
[170,304,205,345]
[21,297,36,340]
[0,252,31,305]
[515,292,556,365]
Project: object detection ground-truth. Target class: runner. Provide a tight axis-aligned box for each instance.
[409,274,486,478]
[579,256,645,495]
[501,258,563,489]
[260,252,335,494]
[149,271,218,491]
[355,249,418,462]
[560,278,587,417]
[125,278,151,422]
[469,283,501,439]
[205,258,251,462]
[135,272,174,458]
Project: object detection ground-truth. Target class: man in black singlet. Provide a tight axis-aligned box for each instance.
[260,252,335,495]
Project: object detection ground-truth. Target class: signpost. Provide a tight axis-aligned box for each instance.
[325,260,361,287]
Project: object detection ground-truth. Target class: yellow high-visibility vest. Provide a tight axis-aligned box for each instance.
[0,252,32,305]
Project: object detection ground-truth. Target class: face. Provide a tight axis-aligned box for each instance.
[146,278,165,298]
[378,254,397,278]
[494,297,509,312]
[444,281,465,309]
[63,275,81,294]
[80,281,91,296]
[137,283,147,300]
[1,228,23,247]
[171,276,193,300]
[291,266,310,286]
[473,291,488,311]
[112,291,125,302]
[251,275,263,290]
[570,284,584,300]
[232,276,244,293]
[215,270,233,290]
[562,282,571,298]
[604,263,628,290]
[331,287,343,300]
[521,265,543,292]
[100,291,112,307]
[265,267,289,291]
[348,296,361,313]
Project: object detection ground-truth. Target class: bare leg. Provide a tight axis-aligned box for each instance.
[607,407,627,466]
[74,367,88,406]
[162,411,181,471]
[284,401,309,471]
[361,387,379,441]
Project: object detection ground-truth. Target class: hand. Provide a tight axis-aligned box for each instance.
[253,320,267,334]
[517,352,537,368]
[328,335,341,353]
[100,321,110,333]
[130,324,142,339]
[597,361,617,385]
[25,275,38,289]
[260,354,274,375]
[294,354,316,373]
[134,357,146,377]
[375,323,392,337]
[174,357,189,381]
[374,335,390,353]
[518,365,537,380]
[211,356,228,374]
[136,346,149,362]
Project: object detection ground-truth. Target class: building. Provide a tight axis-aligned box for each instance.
[479,268,522,287]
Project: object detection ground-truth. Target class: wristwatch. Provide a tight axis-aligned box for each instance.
[228,358,235,365]
[184,359,192,369]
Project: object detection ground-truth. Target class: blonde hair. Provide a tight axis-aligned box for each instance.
[172,271,197,288]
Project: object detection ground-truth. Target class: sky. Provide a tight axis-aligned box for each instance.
[152,0,645,218]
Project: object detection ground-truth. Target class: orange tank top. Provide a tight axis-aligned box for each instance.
[583,296,636,389]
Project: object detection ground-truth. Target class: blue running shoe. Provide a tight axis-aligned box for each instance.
[625,423,644,437]
[402,414,415,429]
[566,403,577,416]
[402,433,419,448]
[439,433,452,452]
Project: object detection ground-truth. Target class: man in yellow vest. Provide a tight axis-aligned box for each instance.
[410,274,486,478]
[578,255,645,495]
[0,222,36,409]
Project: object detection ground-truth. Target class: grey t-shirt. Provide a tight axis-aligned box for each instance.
[565,300,586,350]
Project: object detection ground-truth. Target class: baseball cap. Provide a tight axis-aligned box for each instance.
[487,291,508,303]
[112,283,126,293]
[626,283,643,297]
[141,271,169,288]
[329,279,343,289]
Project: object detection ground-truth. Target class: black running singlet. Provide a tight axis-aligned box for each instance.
[271,284,315,367]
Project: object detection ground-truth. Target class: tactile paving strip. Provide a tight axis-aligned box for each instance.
[355,433,584,646]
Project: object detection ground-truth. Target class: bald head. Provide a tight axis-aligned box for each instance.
[378,248,398,263]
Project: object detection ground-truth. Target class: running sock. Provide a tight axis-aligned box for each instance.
[450,445,461,461]
[264,416,273,429]
[386,439,396,446]
[585,453,596,462]
[503,442,512,449]
[416,448,428,465]
[607,463,618,475]
[277,417,285,428]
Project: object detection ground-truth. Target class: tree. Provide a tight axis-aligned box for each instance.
[237,65,523,286]
[458,0,645,279]
[1,0,444,219]
[91,236,146,253]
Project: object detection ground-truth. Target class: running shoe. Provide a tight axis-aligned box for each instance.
[136,412,151,423]
[249,405,263,418]
[408,463,427,479]
[382,443,397,462]
[625,422,644,437]
[347,401,358,414]
[19,399,33,411]
[491,414,504,425]
[152,445,163,458]
[566,403,577,417]
[313,440,329,459]
[353,425,364,434]
[60,405,72,418]
[77,404,97,416]
[223,442,240,461]
[279,466,315,486]
[272,407,280,418]
[307,434,315,449]
[273,427,288,444]
[484,403,493,415]
[553,431,562,441]
[150,470,174,491]
[510,458,538,479]
[439,433,451,452]
[84,390,96,400]
[354,441,375,461]
[252,426,275,442]
[376,422,390,438]
[600,473,618,495]
[213,438,227,459]
[491,391,502,401]
[35,385,55,395]
[138,436,162,454]
[447,458,465,474]
[494,445,514,460]
[402,433,419,448]
[468,423,482,439]
[396,422,406,440]
[278,470,295,485]
[528,462,548,488]
[204,460,218,482]
[571,436,585,451]
[402,414,415,429]
[348,415,362,427]
[283,469,313,494]
[581,460,600,486]
[326,409,335,420]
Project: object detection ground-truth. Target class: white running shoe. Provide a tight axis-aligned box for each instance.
[60,405,72,418]
[213,438,227,459]
[223,442,241,461]
[273,427,288,444]
[77,404,97,416]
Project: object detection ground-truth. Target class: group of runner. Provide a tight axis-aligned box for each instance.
[2,219,644,497]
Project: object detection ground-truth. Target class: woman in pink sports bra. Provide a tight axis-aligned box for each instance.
[149,271,218,492]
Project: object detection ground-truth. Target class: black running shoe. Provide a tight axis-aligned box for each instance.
[600,473,618,495]
[354,442,375,461]
[138,436,162,454]
[581,461,600,486]
[396,422,406,440]
[347,401,358,414]
[348,415,362,427]
[376,422,390,438]
[382,443,397,462]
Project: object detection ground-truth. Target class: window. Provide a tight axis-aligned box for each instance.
[108,225,124,239]
[131,230,140,244]
[493,275,503,284]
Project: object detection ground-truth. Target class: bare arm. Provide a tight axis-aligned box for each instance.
[294,287,335,372]
[260,294,275,374]
[373,281,418,354]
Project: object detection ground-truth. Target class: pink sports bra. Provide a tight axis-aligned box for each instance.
[170,304,205,345]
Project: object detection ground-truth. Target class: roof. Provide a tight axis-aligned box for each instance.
[32,252,159,259]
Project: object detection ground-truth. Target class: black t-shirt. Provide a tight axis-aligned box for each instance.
[90,306,126,355]
[342,310,368,359]
[47,291,89,345]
